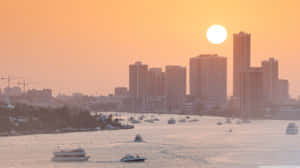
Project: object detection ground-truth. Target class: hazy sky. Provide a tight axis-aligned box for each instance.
[1,0,300,97]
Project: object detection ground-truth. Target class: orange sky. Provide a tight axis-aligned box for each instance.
[0,0,300,97]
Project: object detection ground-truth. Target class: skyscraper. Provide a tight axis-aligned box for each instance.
[233,32,251,97]
[148,68,165,97]
[129,61,148,98]
[165,65,186,112]
[262,58,279,104]
[129,61,148,112]
[189,54,227,105]
[240,67,264,117]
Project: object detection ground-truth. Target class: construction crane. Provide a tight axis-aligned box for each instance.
[0,75,11,88]
[17,80,37,93]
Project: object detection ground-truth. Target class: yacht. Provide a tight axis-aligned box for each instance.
[52,148,89,162]
[168,118,176,124]
[120,154,146,162]
[286,122,298,135]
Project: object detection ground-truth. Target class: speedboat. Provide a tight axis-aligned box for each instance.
[286,122,298,135]
[52,148,89,162]
[120,154,146,162]
[168,118,176,124]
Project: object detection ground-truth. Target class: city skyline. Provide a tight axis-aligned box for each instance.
[0,0,299,98]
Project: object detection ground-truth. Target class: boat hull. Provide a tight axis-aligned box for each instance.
[52,156,90,162]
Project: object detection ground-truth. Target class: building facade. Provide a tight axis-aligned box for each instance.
[240,67,265,118]
[233,32,251,98]
[165,65,186,113]
[262,58,279,104]
[190,54,227,107]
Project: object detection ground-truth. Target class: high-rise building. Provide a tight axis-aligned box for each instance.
[148,68,165,97]
[129,61,149,112]
[233,32,251,97]
[189,54,227,106]
[165,65,186,112]
[262,58,279,104]
[240,67,264,117]
[276,79,289,103]
[129,61,148,98]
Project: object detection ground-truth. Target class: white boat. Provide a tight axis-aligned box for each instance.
[168,118,176,124]
[120,154,146,162]
[52,148,90,162]
[286,122,298,135]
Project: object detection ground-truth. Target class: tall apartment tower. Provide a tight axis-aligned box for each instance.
[240,67,264,118]
[165,65,186,112]
[190,54,227,105]
[148,68,165,97]
[261,58,279,104]
[129,61,149,98]
[233,32,251,97]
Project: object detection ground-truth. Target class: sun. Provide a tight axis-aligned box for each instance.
[206,25,227,44]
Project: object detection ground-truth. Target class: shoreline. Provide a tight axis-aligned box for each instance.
[0,125,134,137]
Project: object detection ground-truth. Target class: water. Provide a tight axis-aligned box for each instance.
[1,113,300,168]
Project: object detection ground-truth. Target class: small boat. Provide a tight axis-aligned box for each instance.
[120,154,146,162]
[168,118,176,124]
[286,122,298,135]
[52,148,89,162]
[134,134,143,142]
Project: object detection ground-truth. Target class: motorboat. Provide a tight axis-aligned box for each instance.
[120,154,146,162]
[52,148,89,162]
[134,134,143,142]
[168,118,176,124]
[286,122,298,135]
